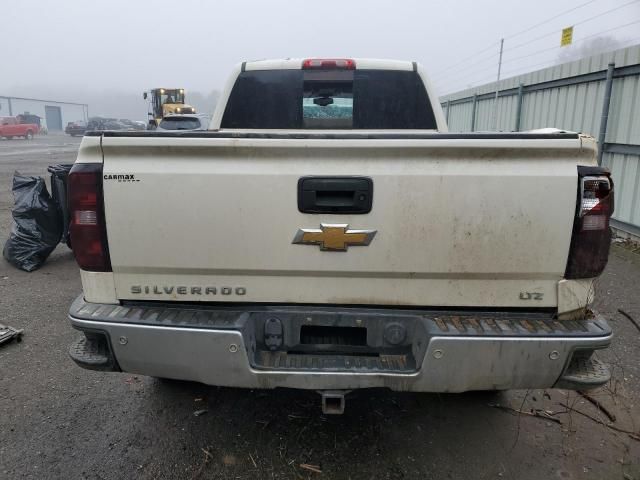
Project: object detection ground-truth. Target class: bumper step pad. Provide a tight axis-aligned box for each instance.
[555,355,610,390]
[256,351,414,372]
[70,297,610,338]
[69,335,118,372]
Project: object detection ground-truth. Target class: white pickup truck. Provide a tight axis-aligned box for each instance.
[67,58,614,414]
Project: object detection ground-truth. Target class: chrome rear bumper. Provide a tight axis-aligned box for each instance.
[68,295,612,392]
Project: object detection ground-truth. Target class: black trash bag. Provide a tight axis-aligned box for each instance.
[3,173,63,271]
[47,164,74,246]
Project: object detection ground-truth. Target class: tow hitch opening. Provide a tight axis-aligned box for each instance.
[319,390,350,415]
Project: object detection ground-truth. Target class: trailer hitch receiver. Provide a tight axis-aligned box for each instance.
[319,390,350,415]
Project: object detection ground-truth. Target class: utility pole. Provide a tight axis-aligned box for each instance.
[597,63,615,165]
[492,38,504,131]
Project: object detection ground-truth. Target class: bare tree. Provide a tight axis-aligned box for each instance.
[556,35,624,64]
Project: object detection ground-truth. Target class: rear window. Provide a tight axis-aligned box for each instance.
[221,69,437,129]
[159,117,202,130]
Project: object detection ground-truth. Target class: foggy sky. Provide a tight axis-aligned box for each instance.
[4,0,639,119]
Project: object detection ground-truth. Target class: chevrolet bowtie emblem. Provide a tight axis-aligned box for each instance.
[292,224,377,251]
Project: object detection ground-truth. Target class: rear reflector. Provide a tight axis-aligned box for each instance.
[68,163,111,272]
[565,168,614,279]
[302,58,356,70]
[74,210,98,225]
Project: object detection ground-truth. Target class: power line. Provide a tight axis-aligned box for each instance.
[506,31,560,54]
[434,0,640,93]
[434,15,630,87]
[506,0,640,53]
[433,0,629,81]
[431,54,500,81]
[502,18,640,66]
[570,0,640,28]
[504,0,600,40]
[431,51,499,79]
[438,35,640,96]
[440,0,599,76]
[436,70,506,96]
[500,35,640,78]
[434,42,500,76]
[432,62,504,91]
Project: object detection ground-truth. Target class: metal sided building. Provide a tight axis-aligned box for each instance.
[0,96,88,132]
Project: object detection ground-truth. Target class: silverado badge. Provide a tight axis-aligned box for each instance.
[292,224,377,251]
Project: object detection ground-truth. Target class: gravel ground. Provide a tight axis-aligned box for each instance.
[0,134,639,480]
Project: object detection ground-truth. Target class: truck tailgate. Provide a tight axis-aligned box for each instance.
[97,133,593,308]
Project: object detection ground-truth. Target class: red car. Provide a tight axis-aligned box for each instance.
[0,116,39,140]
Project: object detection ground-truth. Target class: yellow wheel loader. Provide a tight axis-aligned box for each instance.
[143,88,196,129]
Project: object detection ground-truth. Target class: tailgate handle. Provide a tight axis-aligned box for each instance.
[298,177,373,214]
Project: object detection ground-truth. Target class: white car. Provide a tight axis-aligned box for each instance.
[156,114,210,131]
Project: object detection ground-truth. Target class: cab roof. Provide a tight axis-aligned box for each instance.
[243,58,416,71]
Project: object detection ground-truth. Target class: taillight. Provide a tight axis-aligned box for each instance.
[302,58,356,70]
[68,163,111,272]
[565,167,614,279]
